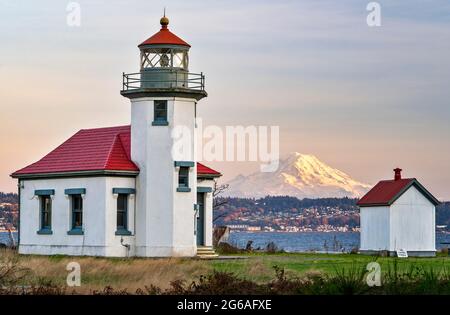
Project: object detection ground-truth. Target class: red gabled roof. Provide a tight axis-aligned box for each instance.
[11,125,221,179]
[357,178,440,207]
[197,162,222,177]
[139,23,190,47]
[12,126,139,177]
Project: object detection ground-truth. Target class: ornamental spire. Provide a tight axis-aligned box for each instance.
[160,8,169,29]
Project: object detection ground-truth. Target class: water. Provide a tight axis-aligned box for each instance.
[2,231,450,253]
[0,232,18,246]
[228,231,450,253]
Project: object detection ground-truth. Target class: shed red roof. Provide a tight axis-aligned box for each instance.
[357,178,440,207]
[139,20,190,47]
[11,126,220,178]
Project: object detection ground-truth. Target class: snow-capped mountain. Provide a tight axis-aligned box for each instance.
[224,153,371,199]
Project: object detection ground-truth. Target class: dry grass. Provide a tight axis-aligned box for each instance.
[1,249,212,294]
[2,248,449,294]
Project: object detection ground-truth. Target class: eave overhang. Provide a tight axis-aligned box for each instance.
[11,170,140,180]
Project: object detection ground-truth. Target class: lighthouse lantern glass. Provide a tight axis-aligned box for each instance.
[140,48,188,70]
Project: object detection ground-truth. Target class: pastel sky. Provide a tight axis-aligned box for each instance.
[1,0,450,199]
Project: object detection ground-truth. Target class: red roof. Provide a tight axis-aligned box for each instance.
[139,23,190,48]
[11,125,220,178]
[197,162,222,177]
[12,126,138,177]
[357,178,440,207]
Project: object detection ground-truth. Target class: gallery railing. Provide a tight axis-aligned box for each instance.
[122,71,205,91]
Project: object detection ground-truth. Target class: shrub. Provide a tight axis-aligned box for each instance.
[215,242,243,254]
[266,242,279,254]
[0,251,29,288]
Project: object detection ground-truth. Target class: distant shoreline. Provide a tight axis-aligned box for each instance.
[228,230,450,234]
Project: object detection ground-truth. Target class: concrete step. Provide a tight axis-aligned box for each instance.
[196,246,219,258]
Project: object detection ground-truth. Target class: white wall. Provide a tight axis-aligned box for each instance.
[19,176,136,257]
[360,185,436,254]
[131,97,197,257]
[390,186,435,252]
[104,177,136,257]
[360,206,390,251]
[197,178,215,247]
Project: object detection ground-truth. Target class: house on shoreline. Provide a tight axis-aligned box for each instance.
[11,15,221,258]
[357,168,440,257]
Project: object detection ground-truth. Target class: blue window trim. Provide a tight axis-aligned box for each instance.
[115,229,132,236]
[174,161,195,168]
[37,228,53,235]
[35,189,55,196]
[197,187,213,193]
[69,194,83,230]
[116,193,129,232]
[39,194,52,232]
[153,100,168,125]
[67,228,84,235]
[175,162,193,192]
[112,188,136,195]
[65,188,86,195]
[152,120,169,126]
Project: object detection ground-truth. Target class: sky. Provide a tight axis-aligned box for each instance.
[0,0,450,199]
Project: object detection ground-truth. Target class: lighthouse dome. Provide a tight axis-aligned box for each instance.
[139,15,190,48]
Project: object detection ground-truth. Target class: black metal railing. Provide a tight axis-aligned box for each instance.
[122,71,205,91]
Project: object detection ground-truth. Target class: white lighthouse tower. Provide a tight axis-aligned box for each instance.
[121,15,207,257]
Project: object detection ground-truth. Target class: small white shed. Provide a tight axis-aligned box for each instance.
[357,168,440,257]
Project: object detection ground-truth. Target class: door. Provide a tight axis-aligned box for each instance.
[196,192,205,246]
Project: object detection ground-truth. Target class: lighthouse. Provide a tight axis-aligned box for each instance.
[11,14,220,258]
[121,15,208,257]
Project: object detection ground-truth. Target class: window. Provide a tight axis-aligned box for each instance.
[177,166,190,192]
[71,194,83,230]
[40,195,52,231]
[153,100,168,125]
[178,166,189,187]
[174,161,194,192]
[117,194,128,231]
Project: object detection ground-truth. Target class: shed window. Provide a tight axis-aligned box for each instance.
[117,194,128,231]
[40,195,52,230]
[71,194,83,230]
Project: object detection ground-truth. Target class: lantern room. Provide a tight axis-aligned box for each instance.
[138,15,190,70]
[120,14,207,100]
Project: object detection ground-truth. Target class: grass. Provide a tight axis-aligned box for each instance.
[1,248,449,294]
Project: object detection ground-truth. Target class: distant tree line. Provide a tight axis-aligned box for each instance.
[214,196,450,229]
[436,202,450,227]
[0,192,18,204]
[215,196,358,212]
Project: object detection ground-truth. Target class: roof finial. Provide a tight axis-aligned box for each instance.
[160,8,169,28]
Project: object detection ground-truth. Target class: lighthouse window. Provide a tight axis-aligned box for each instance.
[177,166,190,191]
[153,100,168,125]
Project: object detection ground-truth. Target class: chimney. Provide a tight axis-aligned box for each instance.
[394,168,402,181]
